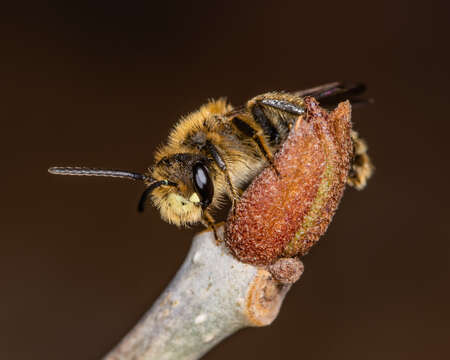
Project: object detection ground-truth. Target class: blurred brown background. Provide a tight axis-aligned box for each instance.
[2,1,449,359]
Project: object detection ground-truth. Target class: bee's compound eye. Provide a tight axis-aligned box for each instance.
[193,163,214,208]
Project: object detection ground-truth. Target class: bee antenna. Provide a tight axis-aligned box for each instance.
[48,167,148,181]
[138,180,177,212]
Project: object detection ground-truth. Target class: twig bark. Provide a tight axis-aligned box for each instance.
[103,227,302,360]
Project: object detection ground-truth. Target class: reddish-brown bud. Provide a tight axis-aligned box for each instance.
[225,97,353,265]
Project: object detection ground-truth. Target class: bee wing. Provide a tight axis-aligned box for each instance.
[293,82,371,109]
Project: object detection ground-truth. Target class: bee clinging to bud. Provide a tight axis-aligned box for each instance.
[49,82,373,239]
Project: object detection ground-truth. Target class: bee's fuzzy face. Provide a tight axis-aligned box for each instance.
[148,153,213,227]
[152,188,203,227]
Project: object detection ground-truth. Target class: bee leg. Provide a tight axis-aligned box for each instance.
[256,99,306,116]
[204,140,240,212]
[250,97,306,136]
[202,211,220,243]
[231,116,280,177]
[251,132,280,177]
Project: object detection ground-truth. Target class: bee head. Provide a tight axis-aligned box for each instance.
[148,153,215,226]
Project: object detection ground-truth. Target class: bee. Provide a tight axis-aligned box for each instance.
[49,82,373,238]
